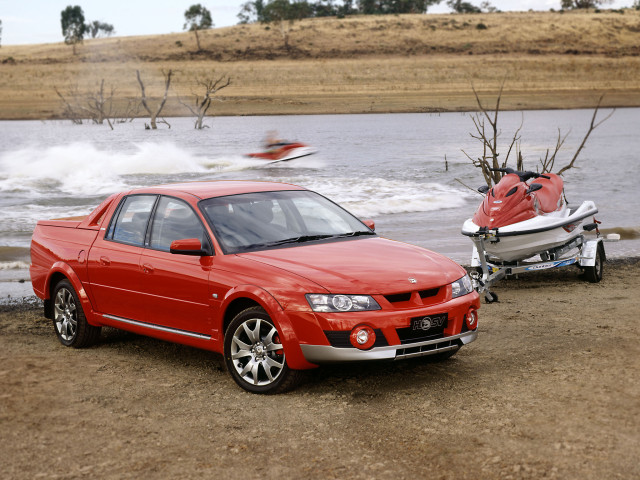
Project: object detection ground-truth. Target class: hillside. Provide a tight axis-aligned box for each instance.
[1,10,639,119]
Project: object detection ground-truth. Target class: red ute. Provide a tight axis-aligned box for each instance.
[30,181,480,393]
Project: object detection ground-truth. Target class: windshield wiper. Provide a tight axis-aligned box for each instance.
[269,234,336,246]
[238,234,335,251]
[335,230,376,238]
[238,232,375,252]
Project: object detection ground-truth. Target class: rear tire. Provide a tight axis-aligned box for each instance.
[224,306,303,394]
[584,243,604,283]
[52,279,101,348]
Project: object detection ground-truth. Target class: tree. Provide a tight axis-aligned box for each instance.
[54,79,139,128]
[61,6,86,54]
[136,69,173,129]
[461,81,614,189]
[178,74,232,129]
[184,4,213,51]
[447,0,481,13]
[262,0,312,51]
[238,0,267,23]
[86,20,115,38]
[561,0,612,8]
[357,0,437,14]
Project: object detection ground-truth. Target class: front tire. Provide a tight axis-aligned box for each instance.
[224,306,302,394]
[52,279,101,348]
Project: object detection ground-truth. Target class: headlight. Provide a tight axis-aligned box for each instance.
[305,294,381,313]
[451,274,474,298]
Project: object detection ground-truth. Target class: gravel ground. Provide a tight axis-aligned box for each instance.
[1,258,639,480]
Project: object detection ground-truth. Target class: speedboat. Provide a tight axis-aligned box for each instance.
[462,168,598,262]
[246,142,316,163]
[461,168,607,302]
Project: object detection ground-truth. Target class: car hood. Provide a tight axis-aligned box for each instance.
[238,237,464,294]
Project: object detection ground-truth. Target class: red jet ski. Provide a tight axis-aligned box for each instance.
[461,167,606,302]
[246,142,317,163]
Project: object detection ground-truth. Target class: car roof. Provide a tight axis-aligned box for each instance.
[128,181,306,200]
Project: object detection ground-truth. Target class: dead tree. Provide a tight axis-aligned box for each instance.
[54,84,84,125]
[177,74,231,129]
[136,69,173,129]
[87,79,115,129]
[462,83,614,189]
[54,79,118,129]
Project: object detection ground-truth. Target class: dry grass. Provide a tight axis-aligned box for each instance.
[1,10,639,119]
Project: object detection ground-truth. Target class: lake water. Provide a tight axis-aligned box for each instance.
[1,109,639,299]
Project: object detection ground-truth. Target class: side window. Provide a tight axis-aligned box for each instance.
[150,197,207,252]
[109,195,156,246]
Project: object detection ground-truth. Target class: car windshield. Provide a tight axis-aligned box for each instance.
[199,190,375,254]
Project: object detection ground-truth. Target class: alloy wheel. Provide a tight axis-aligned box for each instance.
[230,317,285,387]
[54,287,77,342]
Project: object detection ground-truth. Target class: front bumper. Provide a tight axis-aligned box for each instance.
[300,329,477,363]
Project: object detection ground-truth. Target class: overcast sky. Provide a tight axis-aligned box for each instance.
[0,0,631,45]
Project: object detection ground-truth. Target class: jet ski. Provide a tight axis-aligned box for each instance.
[462,168,598,262]
[461,167,608,302]
[246,142,316,163]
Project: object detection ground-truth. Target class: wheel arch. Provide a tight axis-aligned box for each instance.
[220,285,316,370]
[44,262,97,325]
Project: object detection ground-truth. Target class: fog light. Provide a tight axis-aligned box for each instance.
[350,325,376,350]
[465,309,478,329]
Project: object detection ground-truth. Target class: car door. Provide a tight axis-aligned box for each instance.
[138,195,214,335]
[87,194,157,321]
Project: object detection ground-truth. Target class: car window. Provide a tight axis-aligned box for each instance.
[149,196,208,252]
[200,190,372,254]
[289,195,353,233]
[109,195,156,246]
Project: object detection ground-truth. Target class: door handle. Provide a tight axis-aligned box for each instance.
[99,256,110,266]
[142,263,154,274]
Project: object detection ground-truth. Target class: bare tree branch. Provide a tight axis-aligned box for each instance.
[463,83,614,188]
[136,69,173,129]
[177,74,231,129]
[556,95,615,176]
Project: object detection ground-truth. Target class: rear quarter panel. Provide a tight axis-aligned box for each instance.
[30,222,99,300]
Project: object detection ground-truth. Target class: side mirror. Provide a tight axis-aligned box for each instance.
[362,219,375,232]
[478,185,490,194]
[170,238,208,256]
[526,183,543,195]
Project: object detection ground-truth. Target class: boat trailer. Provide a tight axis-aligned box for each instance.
[469,225,618,303]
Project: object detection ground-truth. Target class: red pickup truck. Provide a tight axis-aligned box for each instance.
[30,181,480,393]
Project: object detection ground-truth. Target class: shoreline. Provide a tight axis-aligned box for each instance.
[2,84,638,121]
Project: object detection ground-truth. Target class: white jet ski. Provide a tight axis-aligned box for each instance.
[461,167,608,302]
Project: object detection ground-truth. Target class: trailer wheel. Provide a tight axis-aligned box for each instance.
[584,243,604,283]
[485,291,499,303]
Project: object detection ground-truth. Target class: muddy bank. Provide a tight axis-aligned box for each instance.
[1,258,639,479]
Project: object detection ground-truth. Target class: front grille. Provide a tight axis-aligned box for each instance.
[384,292,412,303]
[324,329,389,348]
[396,339,462,359]
[383,287,442,307]
[396,330,445,345]
[419,288,439,299]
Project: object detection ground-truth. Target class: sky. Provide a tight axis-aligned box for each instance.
[0,0,631,46]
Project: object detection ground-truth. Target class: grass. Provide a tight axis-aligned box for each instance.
[1,10,639,119]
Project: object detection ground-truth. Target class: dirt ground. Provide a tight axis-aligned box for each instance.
[1,258,639,480]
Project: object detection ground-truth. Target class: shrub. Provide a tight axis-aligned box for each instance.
[476,22,488,30]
